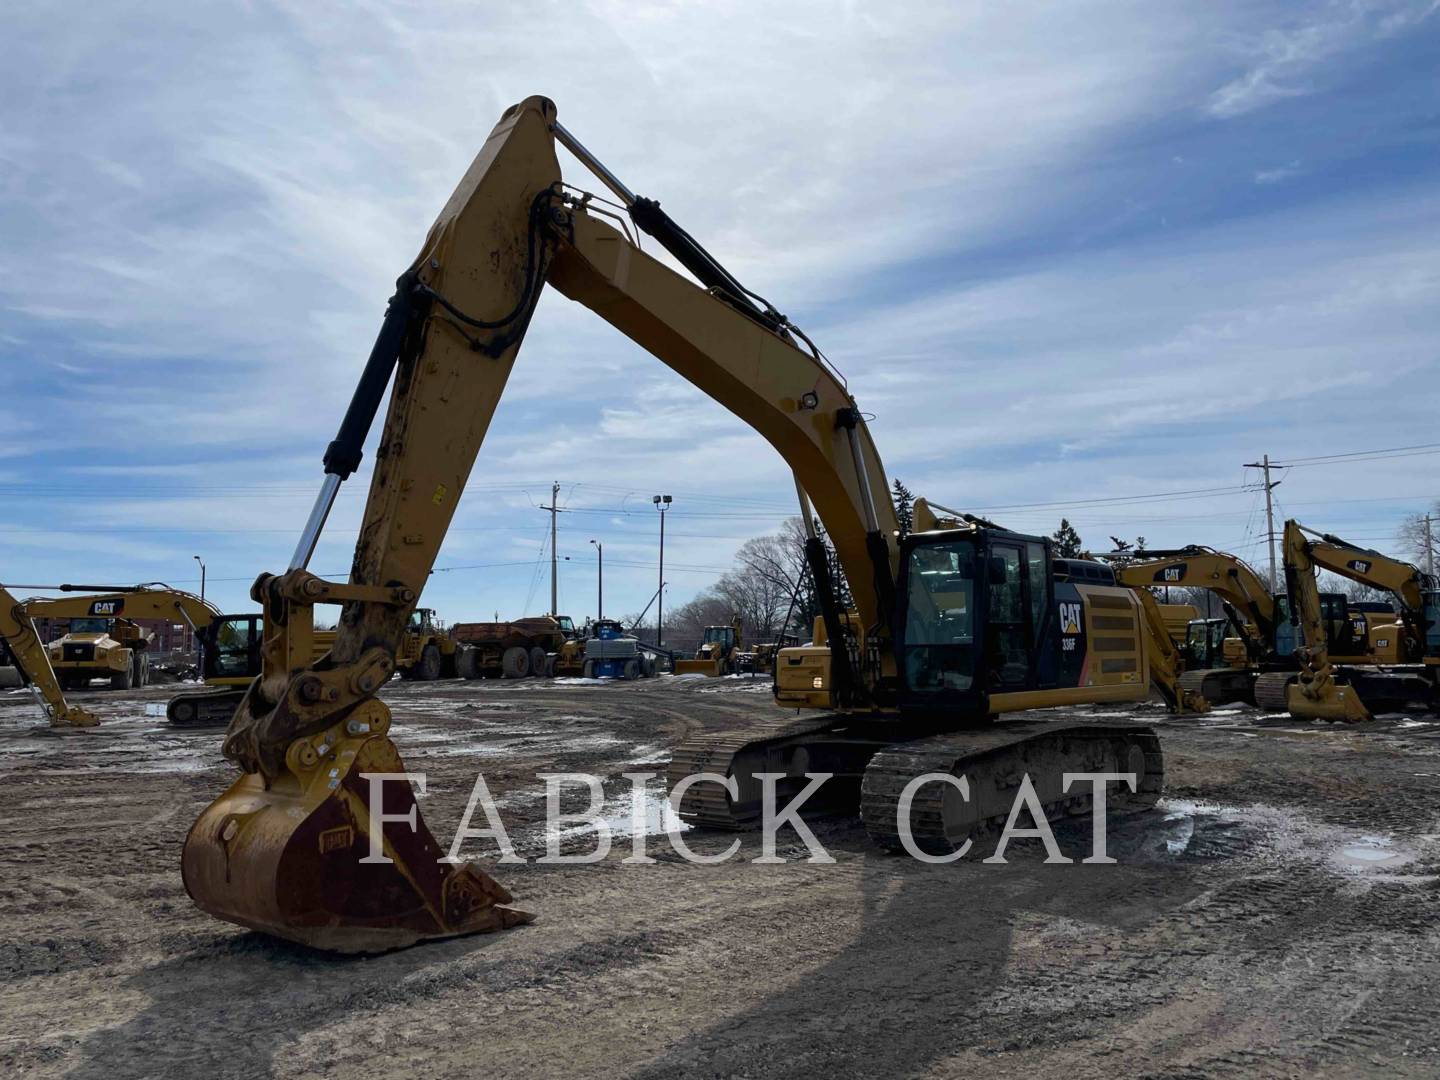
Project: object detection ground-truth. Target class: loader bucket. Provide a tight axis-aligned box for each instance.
[674,658,722,676]
[182,709,530,953]
[1285,681,1372,723]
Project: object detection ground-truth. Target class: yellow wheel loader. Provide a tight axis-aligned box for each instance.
[182,97,1172,954]
[674,615,744,676]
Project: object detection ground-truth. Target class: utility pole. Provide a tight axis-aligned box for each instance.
[1244,454,1282,592]
[653,494,672,646]
[539,482,565,617]
[192,554,206,659]
[1426,514,1435,578]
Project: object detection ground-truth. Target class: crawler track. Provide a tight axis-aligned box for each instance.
[860,722,1163,854]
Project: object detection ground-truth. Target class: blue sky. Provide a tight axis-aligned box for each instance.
[3,1,1439,619]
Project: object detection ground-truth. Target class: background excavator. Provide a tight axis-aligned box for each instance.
[1260,520,1440,721]
[0,583,242,727]
[1108,546,1380,706]
[181,96,1168,955]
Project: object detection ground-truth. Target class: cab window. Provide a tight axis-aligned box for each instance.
[902,541,976,693]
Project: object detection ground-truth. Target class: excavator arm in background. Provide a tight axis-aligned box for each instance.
[1268,520,1439,721]
[0,583,222,727]
[1287,523,1435,660]
[1111,547,1278,662]
[1127,587,1210,715]
[1277,521,1374,722]
[19,585,221,633]
[0,585,99,727]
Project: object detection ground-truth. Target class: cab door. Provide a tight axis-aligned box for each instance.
[986,542,1033,693]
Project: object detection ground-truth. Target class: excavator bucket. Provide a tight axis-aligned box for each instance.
[182,702,531,953]
[51,702,100,728]
[1285,681,1372,723]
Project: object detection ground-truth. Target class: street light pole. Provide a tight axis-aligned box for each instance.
[653,494,671,646]
[589,539,603,621]
[192,554,206,660]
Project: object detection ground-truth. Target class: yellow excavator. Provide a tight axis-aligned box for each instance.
[0,583,230,727]
[182,96,1169,954]
[674,615,744,675]
[1258,520,1439,721]
[1109,546,1383,706]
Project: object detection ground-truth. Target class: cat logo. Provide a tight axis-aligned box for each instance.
[88,599,123,617]
[1347,559,1372,574]
[1059,601,1083,635]
[1153,563,1186,584]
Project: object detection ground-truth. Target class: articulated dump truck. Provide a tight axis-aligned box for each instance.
[452,615,576,679]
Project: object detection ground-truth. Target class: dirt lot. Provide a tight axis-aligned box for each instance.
[1,676,1438,1079]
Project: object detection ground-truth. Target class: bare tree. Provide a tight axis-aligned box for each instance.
[1316,571,1394,609]
[1398,502,1440,574]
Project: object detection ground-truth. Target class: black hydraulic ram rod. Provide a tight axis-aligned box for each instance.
[289,271,420,571]
[551,121,781,333]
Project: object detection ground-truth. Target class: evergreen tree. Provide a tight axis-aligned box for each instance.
[891,479,914,536]
[1052,518,1083,557]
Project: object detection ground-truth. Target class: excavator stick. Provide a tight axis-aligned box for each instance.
[183,699,530,953]
[0,584,99,727]
[181,97,562,952]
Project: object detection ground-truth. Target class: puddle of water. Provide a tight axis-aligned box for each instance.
[1334,835,1414,871]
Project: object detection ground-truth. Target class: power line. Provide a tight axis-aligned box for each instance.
[1269,443,1440,468]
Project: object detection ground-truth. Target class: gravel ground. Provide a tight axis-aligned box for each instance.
[1,676,1438,1079]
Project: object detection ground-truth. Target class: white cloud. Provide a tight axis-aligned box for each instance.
[1255,161,1304,184]
[1205,0,1437,119]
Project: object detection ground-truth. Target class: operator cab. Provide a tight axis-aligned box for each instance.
[1273,592,1360,657]
[408,608,438,634]
[1184,617,1229,668]
[1425,591,1440,657]
[67,617,112,635]
[703,625,737,651]
[896,527,1056,714]
[199,614,264,680]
